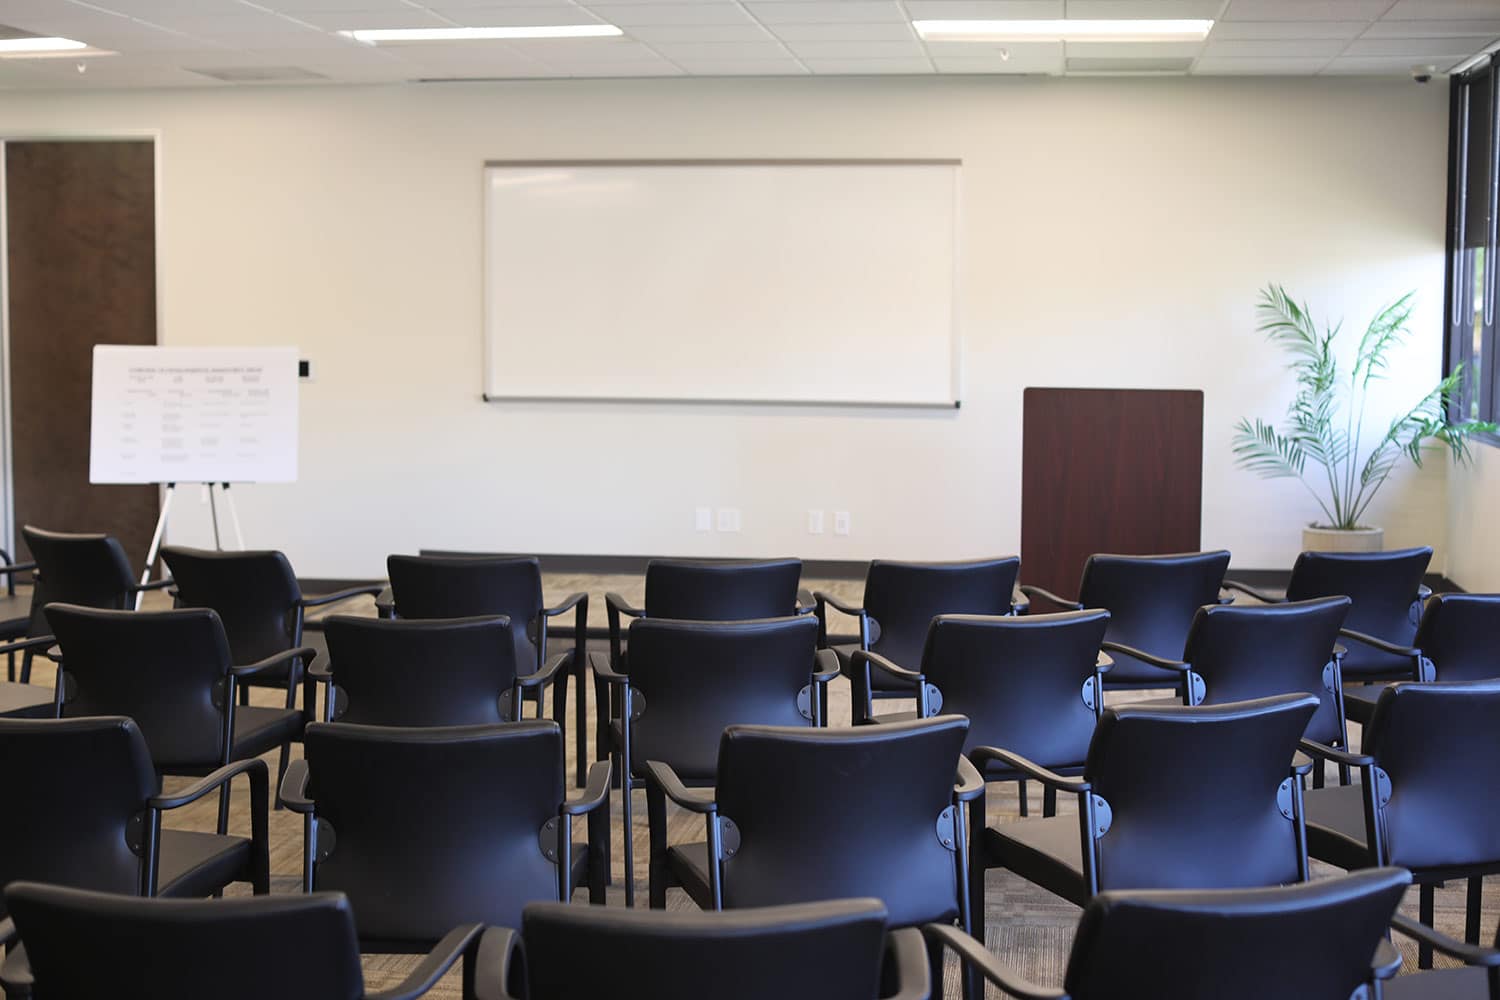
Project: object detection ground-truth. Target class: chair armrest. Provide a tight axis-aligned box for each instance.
[851,649,922,687]
[279,758,315,814]
[1338,628,1420,659]
[542,591,587,616]
[970,747,1090,793]
[1096,651,1114,673]
[813,591,866,617]
[589,650,628,685]
[150,757,268,811]
[231,646,317,680]
[1099,641,1189,673]
[517,651,568,690]
[0,634,57,658]
[471,927,526,1000]
[375,586,395,617]
[954,755,984,803]
[1017,585,1084,611]
[795,588,816,615]
[1390,914,1500,967]
[1298,738,1375,769]
[129,576,175,593]
[813,648,841,682]
[368,924,487,1000]
[1220,579,1284,603]
[1370,938,1403,981]
[300,584,383,609]
[0,561,36,576]
[1417,584,1433,601]
[1291,751,1316,778]
[563,760,612,816]
[643,759,717,814]
[883,928,935,1000]
[605,591,644,619]
[921,924,1068,1000]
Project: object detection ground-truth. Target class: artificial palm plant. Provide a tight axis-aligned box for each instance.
[1232,284,1496,532]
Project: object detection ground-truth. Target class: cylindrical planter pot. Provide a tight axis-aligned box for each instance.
[1302,525,1384,553]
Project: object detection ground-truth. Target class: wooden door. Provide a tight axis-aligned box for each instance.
[1021,387,1204,599]
[5,140,158,568]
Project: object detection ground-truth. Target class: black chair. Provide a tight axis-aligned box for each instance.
[1341,593,1500,725]
[0,883,499,1000]
[592,614,836,907]
[645,716,981,969]
[281,720,610,953]
[1103,596,1353,784]
[1385,912,1500,999]
[1020,551,1231,690]
[1302,678,1500,969]
[974,694,1317,910]
[604,557,809,754]
[382,554,588,784]
[814,558,1022,724]
[0,547,38,682]
[8,526,173,684]
[0,717,269,911]
[925,867,1412,1000]
[47,603,311,830]
[0,638,64,719]
[1224,546,1433,683]
[853,610,1111,824]
[318,615,563,726]
[506,898,930,1000]
[160,545,381,713]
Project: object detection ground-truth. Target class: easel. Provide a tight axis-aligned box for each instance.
[138,482,245,609]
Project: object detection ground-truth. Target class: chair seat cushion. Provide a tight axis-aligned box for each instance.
[983,815,1087,907]
[1342,683,1388,726]
[832,645,913,694]
[666,841,714,910]
[1382,967,1489,1000]
[1303,783,1374,871]
[0,681,52,719]
[156,829,252,898]
[0,614,28,641]
[231,705,304,760]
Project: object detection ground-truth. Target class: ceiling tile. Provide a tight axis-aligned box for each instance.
[745,2,907,25]
[931,39,1061,70]
[548,58,682,74]
[1064,0,1220,16]
[1343,35,1498,57]
[784,38,923,57]
[1202,38,1349,57]
[904,0,1062,18]
[1222,0,1393,21]
[1361,19,1500,37]
[623,24,774,40]
[1384,0,1500,18]
[1208,20,1368,40]
[802,56,931,71]
[289,9,455,29]
[1321,54,1440,72]
[1063,39,1201,57]
[769,22,917,40]
[253,0,425,10]
[584,4,755,25]
[663,56,808,72]
[80,0,252,14]
[435,7,609,26]
[1193,54,1334,72]
[648,39,789,57]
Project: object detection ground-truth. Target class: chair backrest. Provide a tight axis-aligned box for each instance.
[625,616,820,780]
[0,717,158,916]
[862,557,1020,668]
[1062,868,1410,1000]
[921,610,1109,767]
[1363,678,1500,870]
[386,555,545,670]
[521,898,892,1000]
[160,546,303,664]
[303,720,564,945]
[643,558,803,621]
[22,526,138,635]
[715,716,968,927]
[1285,547,1432,680]
[323,615,519,727]
[1180,597,1351,745]
[1084,694,1317,892]
[48,604,233,770]
[3,883,366,1000]
[1076,551,1231,684]
[1413,593,1500,682]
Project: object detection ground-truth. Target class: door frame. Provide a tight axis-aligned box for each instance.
[0,129,163,555]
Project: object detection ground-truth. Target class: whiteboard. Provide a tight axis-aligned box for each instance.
[89,346,299,484]
[483,161,961,407]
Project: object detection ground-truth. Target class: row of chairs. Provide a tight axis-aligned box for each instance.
[2,867,1496,999]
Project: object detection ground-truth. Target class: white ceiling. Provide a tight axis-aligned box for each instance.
[0,0,1494,88]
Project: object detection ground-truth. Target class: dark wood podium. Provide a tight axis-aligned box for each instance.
[1021,387,1204,599]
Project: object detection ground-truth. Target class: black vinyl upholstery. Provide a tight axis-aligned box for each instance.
[161,546,305,668]
[1285,547,1432,682]
[1344,593,1500,725]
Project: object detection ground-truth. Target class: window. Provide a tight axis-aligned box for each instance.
[1447,59,1500,429]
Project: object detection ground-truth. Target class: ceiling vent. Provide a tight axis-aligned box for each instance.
[188,66,326,82]
[1065,56,1193,73]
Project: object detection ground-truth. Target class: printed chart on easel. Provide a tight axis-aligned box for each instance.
[90,345,299,585]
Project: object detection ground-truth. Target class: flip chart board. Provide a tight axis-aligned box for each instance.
[89,346,299,484]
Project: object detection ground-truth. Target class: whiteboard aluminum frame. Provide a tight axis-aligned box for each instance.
[481,158,964,410]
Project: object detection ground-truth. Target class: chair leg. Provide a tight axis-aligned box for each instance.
[925,930,949,1000]
[551,669,571,776]
[574,655,588,788]
[1042,786,1057,818]
[1468,876,1484,946]
[1017,779,1029,818]
[274,743,291,811]
[1311,763,1325,790]
[594,674,611,763]
[968,787,987,944]
[19,648,32,685]
[1419,882,1435,969]
[217,784,231,836]
[617,752,635,907]
[6,649,13,683]
[648,782,670,909]
[238,684,250,707]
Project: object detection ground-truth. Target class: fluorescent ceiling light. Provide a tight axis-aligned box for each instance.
[913,19,1213,43]
[340,25,622,44]
[0,36,88,55]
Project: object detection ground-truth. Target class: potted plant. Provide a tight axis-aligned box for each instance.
[1233,284,1496,553]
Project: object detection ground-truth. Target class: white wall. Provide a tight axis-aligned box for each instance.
[0,76,1455,579]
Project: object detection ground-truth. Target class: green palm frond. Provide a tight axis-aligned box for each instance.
[1353,291,1415,389]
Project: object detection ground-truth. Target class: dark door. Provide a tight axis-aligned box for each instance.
[1021,387,1204,598]
[5,140,159,568]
